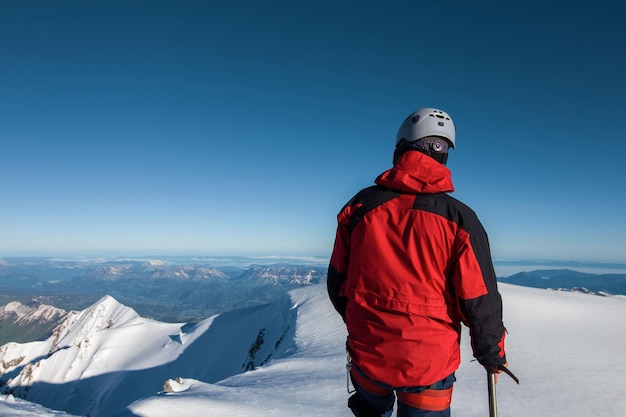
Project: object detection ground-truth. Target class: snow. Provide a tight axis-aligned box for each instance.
[0,394,73,416]
[0,302,66,324]
[146,260,168,267]
[1,283,626,416]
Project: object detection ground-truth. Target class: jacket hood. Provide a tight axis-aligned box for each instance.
[375,150,454,194]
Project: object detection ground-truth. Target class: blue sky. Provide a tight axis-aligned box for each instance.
[1,1,625,263]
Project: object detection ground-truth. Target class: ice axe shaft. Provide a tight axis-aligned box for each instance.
[488,372,498,417]
[488,365,519,417]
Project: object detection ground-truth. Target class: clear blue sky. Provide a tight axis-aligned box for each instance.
[1,1,625,263]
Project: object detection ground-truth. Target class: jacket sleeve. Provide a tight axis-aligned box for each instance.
[451,212,507,368]
[327,205,352,321]
[327,263,347,321]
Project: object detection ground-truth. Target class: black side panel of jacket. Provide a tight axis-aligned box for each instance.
[412,192,506,366]
[327,263,347,320]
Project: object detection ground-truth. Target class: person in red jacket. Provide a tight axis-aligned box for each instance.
[327,108,508,417]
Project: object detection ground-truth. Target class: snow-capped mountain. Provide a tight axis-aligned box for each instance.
[0,290,299,416]
[0,258,329,325]
[0,302,67,326]
[83,262,231,281]
[234,264,324,286]
[2,283,626,417]
[0,302,69,345]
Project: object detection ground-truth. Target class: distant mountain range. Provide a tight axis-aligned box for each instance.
[497,269,626,296]
[0,258,326,345]
[2,258,626,348]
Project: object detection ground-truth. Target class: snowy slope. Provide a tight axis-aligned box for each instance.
[126,284,626,417]
[1,293,297,416]
[2,283,626,416]
[0,394,74,416]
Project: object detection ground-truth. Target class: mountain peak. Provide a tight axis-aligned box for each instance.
[50,294,139,353]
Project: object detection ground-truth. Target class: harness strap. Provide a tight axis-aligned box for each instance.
[350,365,392,396]
[350,365,454,412]
[397,387,453,412]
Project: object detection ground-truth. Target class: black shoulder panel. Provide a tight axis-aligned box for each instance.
[412,193,497,291]
[348,185,401,234]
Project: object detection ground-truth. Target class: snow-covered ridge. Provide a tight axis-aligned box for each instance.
[74,261,232,281]
[48,295,139,353]
[0,302,67,325]
[0,289,306,417]
[236,264,324,285]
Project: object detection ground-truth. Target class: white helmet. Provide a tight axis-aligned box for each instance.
[395,108,456,148]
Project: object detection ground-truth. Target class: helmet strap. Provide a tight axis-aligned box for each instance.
[394,137,450,165]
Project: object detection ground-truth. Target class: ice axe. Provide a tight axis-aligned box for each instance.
[488,372,498,417]
[488,365,519,417]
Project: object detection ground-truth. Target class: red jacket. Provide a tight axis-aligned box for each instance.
[328,151,506,387]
